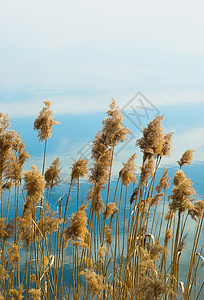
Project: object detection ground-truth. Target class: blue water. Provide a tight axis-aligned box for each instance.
[1,101,204,298]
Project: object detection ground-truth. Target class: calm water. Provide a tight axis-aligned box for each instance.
[2,101,204,298]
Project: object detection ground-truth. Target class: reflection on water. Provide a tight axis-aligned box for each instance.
[9,102,204,192]
[1,102,204,298]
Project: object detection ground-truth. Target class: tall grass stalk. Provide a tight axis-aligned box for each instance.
[0,101,203,300]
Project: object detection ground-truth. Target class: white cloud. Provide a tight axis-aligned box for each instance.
[0,90,203,118]
[0,0,203,96]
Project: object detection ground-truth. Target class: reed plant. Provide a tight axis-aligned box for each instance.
[0,100,203,299]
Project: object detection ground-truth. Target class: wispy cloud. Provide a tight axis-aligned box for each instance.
[1,90,204,118]
[0,0,203,113]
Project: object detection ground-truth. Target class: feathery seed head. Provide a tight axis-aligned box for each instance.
[71,158,88,184]
[3,131,30,182]
[178,150,194,168]
[23,165,45,202]
[30,274,36,283]
[156,167,171,193]
[136,115,173,159]
[173,170,186,186]
[36,205,62,238]
[0,264,9,281]
[9,284,24,300]
[7,243,20,267]
[140,157,154,187]
[103,202,118,220]
[80,269,105,296]
[168,170,195,215]
[150,240,169,261]
[161,132,173,156]
[98,246,108,257]
[64,205,90,247]
[178,234,187,253]
[2,181,13,190]
[34,100,60,142]
[105,225,113,245]
[102,99,130,147]
[82,257,94,268]
[139,276,167,299]
[0,113,16,190]
[28,289,41,300]
[18,213,34,249]
[119,153,137,186]
[188,200,204,221]
[164,229,173,245]
[136,116,165,157]
[45,157,61,189]
[149,193,164,207]
[0,218,14,241]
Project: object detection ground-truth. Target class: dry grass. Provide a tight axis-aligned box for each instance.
[0,100,203,299]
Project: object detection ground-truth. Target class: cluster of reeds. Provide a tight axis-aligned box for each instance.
[0,100,203,299]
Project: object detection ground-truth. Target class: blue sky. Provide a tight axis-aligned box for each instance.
[0,0,204,116]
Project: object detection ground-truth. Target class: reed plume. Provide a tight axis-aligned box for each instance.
[33,100,60,142]
[89,131,112,212]
[149,193,164,207]
[0,101,203,300]
[18,213,34,249]
[9,284,24,300]
[156,167,170,193]
[36,204,61,238]
[103,202,118,220]
[82,257,94,268]
[0,113,15,192]
[138,276,167,300]
[80,268,104,297]
[22,165,45,217]
[98,246,108,257]
[0,218,8,240]
[168,170,195,215]
[71,158,88,184]
[3,132,29,184]
[140,156,154,187]
[119,153,137,186]
[102,99,130,147]
[136,116,165,158]
[63,204,90,248]
[161,132,173,156]
[188,200,204,221]
[105,225,113,245]
[0,218,14,241]
[7,243,20,268]
[0,264,9,281]
[28,289,41,300]
[164,228,173,245]
[178,149,194,168]
[149,240,169,261]
[45,157,61,189]
[23,165,45,202]
[136,115,173,159]
[89,99,130,212]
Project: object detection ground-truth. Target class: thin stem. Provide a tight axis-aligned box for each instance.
[42,139,48,175]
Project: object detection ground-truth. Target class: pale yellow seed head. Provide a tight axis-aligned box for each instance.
[28,289,41,300]
[34,100,60,142]
[119,153,137,186]
[178,149,194,168]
